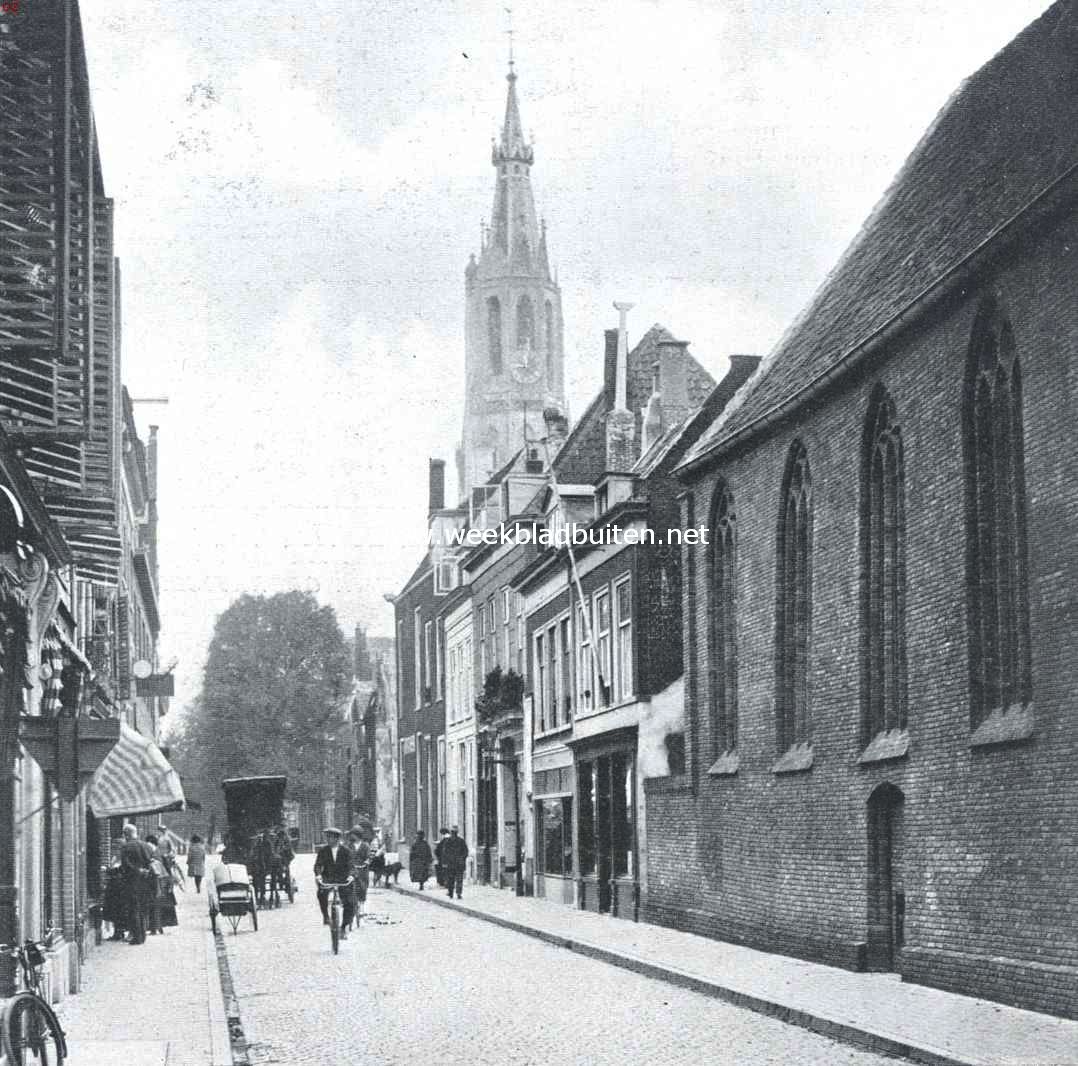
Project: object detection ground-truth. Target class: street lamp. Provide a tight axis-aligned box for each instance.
[477,729,525,897]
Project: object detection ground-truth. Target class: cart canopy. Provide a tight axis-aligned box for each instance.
[221,775,287,837]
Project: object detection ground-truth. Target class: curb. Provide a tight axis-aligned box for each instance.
[211,928,250,1066]
[390,885,979,1066]
[203,922,235,1066]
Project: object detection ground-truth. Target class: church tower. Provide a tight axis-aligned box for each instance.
[457,59,565,501]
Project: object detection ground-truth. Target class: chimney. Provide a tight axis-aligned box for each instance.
[613,301,634,411]
[641,363,664,455]
[603,329,619,407]
[655,339,691,425]
[605,302,636,471]
[147,425,159,501]
[428,458,446,515]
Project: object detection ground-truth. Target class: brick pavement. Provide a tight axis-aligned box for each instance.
[56,866,231,1066]
[221,856,899,1066]
[392,881,1078,1066]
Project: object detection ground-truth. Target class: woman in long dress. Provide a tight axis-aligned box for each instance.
[409,830,433,891]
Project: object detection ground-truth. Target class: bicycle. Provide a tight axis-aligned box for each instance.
[317,879,353,955]
[0,930,67,1066]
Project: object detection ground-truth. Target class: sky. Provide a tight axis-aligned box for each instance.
[77,0,1052,721]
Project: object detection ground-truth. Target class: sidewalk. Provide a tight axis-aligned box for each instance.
[56,872,231,1066]
[392,882,1078,1066]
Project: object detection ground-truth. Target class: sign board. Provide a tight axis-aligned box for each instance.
[136,673,175,698]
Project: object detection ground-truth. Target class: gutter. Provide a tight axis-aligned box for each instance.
[678,159,1078,477]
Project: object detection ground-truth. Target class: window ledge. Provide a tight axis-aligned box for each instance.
[535,723,573,741]
[859,729,910,765]
[771,742,813,775]
[970,704,1035,749]
[707,751,740,776]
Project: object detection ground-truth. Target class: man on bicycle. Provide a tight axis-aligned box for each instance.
[313,827,354,938]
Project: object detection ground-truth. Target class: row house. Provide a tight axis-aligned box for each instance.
[512,315,755,916]
[0,0,181,1003]
[646,0,1078,1020]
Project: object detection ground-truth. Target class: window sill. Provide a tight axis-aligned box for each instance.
[859,729,910,765]
[771,743,813,775]
[970,704,1034,749]
[535,723,573,741]
[575,696,638,722]
[707,751,740,776]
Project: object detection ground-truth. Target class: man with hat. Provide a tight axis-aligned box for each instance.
[441,825,469,900]
[313,827,355,938]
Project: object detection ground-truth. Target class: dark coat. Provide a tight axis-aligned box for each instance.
[441,834,469,869]
[186,842,206,877]
[409,838,433,883]
[313,843,352,886]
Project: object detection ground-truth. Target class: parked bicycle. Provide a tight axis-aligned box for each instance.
[318,880,353,955]
[0,930,67,1066]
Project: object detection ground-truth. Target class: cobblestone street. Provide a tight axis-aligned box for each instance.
[223,863,897,1066]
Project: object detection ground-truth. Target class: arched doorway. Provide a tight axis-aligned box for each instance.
[866,782,905,971]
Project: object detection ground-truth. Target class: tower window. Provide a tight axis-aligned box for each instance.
[775,440,811,753]
[860,386,907,745]
[545,300,555,379]
[487,296,502,374]
[963,295,1032,727]
[516,294,535,353]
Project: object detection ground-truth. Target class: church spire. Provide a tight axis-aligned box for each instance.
[492,62,534,168]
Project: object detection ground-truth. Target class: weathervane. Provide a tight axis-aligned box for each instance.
[505,6,515,73]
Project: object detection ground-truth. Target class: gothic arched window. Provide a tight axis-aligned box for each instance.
[709,483,738,756]
[860,385,907,744]
[963,295,1032,726]
[775,440,811,753]
[545,300,555,379]
[487,296,502,374]
[516,295,535,353]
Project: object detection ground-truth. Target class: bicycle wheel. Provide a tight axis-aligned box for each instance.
[3,991,67,1066]
[329,899,340,954]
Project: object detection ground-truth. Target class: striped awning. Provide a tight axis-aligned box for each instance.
[87,721,186,818]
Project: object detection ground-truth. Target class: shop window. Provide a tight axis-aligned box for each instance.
[537,796,573,877]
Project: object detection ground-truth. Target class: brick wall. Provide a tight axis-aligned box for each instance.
[646,214,1078,1018]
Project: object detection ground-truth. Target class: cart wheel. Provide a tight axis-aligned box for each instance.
[250,899,259,932]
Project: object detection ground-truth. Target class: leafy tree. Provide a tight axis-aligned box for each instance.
[171,591,351,811]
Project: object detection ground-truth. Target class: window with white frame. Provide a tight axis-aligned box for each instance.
[560,616,572,725]
[536,630,547,731]
[595,588,612,706]
[502,587,511,667]
[436,620,445,701]
[577,604,593,712]
[615,579,633,700]
[424,620,433,699]
[516,593,525,675]
[548,621,559,728]
[413,608,422,709]
[465,637,473,718]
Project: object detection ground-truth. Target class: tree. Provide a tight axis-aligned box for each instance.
[173,591,351,810]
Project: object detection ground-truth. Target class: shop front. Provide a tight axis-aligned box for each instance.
[571,727,639,920]
[533,759,574,905]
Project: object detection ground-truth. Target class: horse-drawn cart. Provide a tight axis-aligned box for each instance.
[219,774,293,911]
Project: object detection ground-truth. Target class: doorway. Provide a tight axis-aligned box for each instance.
[866,782,905,971]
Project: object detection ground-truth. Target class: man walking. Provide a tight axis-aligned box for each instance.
[442,825,469,900]
[313,827,355,938]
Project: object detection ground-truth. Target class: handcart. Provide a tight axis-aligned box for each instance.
[208,863,258,935]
